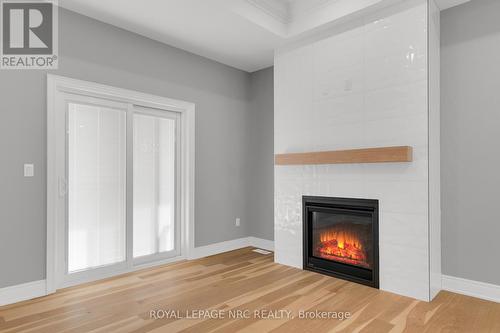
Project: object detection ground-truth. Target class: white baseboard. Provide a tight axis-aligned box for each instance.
[0,280,47,307]
[188,237,250,259]
[248,237,274,251]
[188,237,274,260]
[442,275,500,303]
[0,237,275,307]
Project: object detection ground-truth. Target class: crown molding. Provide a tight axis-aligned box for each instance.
[245,0,290,24]
[243,0,341,26]
[288,0,339,20]
[434,0,471,10]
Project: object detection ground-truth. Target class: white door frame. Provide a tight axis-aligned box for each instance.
[46,74,195,294]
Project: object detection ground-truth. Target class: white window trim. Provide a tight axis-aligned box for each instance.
[46,74,195,294]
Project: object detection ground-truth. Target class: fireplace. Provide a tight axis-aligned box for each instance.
[303,196,379,288]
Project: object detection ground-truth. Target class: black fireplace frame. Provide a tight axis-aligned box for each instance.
[303,196,379,288]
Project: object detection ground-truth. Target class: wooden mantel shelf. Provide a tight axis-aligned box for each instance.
[275,146,413,165]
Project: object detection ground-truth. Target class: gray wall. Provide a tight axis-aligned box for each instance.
[441,0,500,285]
[0,8,273,288]
[248,68,274,241]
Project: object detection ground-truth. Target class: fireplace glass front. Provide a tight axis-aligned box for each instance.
[303,196,379,288]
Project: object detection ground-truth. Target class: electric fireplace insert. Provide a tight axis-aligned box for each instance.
[303,196,379,288]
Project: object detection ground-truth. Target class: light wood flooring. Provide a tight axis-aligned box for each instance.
[1,247,499,333]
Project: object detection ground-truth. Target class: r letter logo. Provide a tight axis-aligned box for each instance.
[1,0,58,69]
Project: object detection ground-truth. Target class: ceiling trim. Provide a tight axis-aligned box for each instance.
[288,0,340,21]
[239,0,358,37]
[245,0,290,24]
[434,0,471,10]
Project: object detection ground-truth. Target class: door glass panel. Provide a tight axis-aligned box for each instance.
[68,103,126,273]
[133,114,176,258]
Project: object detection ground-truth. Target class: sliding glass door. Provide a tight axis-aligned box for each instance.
[68,101,127,273]
[59,93,181,287]
[133,109,180,262]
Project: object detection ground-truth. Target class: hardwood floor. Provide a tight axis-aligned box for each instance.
[1,247,499,333]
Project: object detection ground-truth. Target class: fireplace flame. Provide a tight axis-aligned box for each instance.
[316,228,369,269]
[319,230,363,251]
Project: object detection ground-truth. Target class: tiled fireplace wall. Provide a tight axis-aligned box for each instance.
[274,0,441,301]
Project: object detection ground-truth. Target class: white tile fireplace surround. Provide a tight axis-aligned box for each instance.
[274,0,441,301]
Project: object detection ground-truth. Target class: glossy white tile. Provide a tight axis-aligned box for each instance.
[274,0,438,302]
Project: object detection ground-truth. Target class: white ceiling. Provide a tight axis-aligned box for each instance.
[59,0,471,73]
